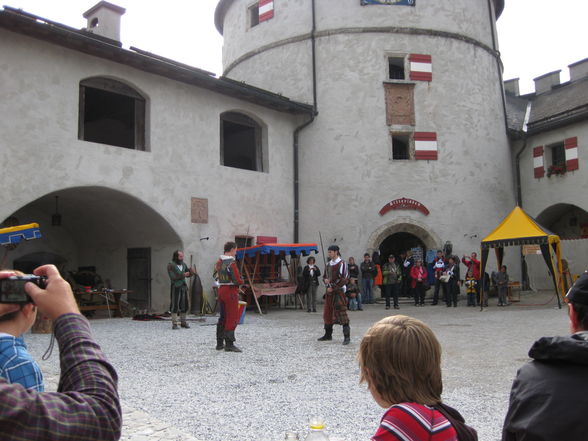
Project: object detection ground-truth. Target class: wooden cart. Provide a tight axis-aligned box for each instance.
[236,243,318,314]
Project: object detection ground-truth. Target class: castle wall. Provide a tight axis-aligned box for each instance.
[0,28,303,311]
[219,0,515,270]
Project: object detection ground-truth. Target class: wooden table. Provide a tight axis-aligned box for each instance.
[74,289,131,317]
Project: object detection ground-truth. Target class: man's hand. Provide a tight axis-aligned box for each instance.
[25,265,80,320]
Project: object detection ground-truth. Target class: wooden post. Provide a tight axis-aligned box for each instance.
[243,263,263,315]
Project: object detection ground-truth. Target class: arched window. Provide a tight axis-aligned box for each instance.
[220,111,263,171]
[79,77,146,150]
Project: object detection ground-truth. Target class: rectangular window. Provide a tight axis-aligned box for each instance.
[392,134,411,160]
[249,3,259,28]
[79,78,146,150]
[549,142,565,167]
[220,112,263,172]
[388,57,405,80]
[235,235,254,249]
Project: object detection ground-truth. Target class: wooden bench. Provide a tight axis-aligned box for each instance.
[507,281,521,302]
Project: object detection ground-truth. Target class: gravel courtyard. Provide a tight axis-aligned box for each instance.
[25,290,567,441]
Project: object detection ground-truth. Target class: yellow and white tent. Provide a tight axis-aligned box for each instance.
[480,206,564,307]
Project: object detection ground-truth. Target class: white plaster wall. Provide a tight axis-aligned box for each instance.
[222,0,497,74]
[514,120,588,288]
[220,0,514,279]
[297,33,513,266]
[0,29,303,311]
[517,121,588,218]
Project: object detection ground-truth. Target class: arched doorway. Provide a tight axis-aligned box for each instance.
[366,217,442,259]
[379,232,426,261]
[531,203,588,288]
[2,186,182,311]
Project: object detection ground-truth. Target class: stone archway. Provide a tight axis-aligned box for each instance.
[4,186,183,312]
[366,216,442,255]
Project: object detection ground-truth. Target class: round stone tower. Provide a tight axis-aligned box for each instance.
[215,0,514,262]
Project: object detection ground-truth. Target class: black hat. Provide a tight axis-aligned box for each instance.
[566,272,588,305]
[328,245,340,252]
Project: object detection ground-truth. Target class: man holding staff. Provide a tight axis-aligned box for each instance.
[318,245,351,345]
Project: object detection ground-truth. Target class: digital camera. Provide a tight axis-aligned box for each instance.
[0,275,46,304]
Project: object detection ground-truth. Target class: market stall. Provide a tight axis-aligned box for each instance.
[480,206,564,309]
[236,243,318,314]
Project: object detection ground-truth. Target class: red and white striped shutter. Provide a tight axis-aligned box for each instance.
[259,0,274,22]
[565,137,579,171]
[414,132,438,160]
[533,146,544,178]
[409,54,432,82]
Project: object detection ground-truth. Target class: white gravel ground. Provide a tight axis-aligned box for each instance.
[25,290,567,441]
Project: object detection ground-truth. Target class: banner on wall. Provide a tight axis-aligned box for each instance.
[361,0,415,6]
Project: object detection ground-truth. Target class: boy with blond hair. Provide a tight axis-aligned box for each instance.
[358,315,476,441]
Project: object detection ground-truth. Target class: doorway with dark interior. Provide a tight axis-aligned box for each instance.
[379,232,426,262]
[127,247,151,311]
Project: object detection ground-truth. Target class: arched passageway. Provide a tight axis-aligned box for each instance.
[2,186,182,311]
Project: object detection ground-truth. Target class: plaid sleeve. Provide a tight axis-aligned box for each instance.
[0,313,121,441]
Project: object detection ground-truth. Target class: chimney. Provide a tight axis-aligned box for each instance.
[504,78,520,96]
[83,1,126,42]
[533,70,560,95]
[569,57,588,82]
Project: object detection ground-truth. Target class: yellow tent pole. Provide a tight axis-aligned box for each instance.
[555,241,565,300]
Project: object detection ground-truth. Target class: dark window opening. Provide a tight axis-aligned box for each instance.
[79,78,145,150]
[221,112,262,172]
[389,57,405,80]
[392,134,411,160]
[235,235,254,249]
[550,142,565,167]
[249,3,259,28]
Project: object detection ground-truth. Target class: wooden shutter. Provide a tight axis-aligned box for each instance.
[259,0,274,22]
[409,54,432,82]
[414,132,438,160]
[533,146,544,178]
[565,137,579,171]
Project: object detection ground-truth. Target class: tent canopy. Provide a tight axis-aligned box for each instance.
[481,207,559,249]
[480,207,564,307]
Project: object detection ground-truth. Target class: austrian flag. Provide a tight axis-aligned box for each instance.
[259,0,274,22]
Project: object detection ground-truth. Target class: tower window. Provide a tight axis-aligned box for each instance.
[220,112,263,172]
[79,78,146,150]
[249,3,260,28]
[392,134,411,160]
[388,57,406,80]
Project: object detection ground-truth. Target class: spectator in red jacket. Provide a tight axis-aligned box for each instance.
[410,260,428,307]
[462,252,484,306]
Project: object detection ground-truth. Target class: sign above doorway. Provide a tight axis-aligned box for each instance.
[379,198,430,216]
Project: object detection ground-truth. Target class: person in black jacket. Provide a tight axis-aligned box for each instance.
[502,271,588,441]
[444,256,460,308]
[302,256,321,313]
